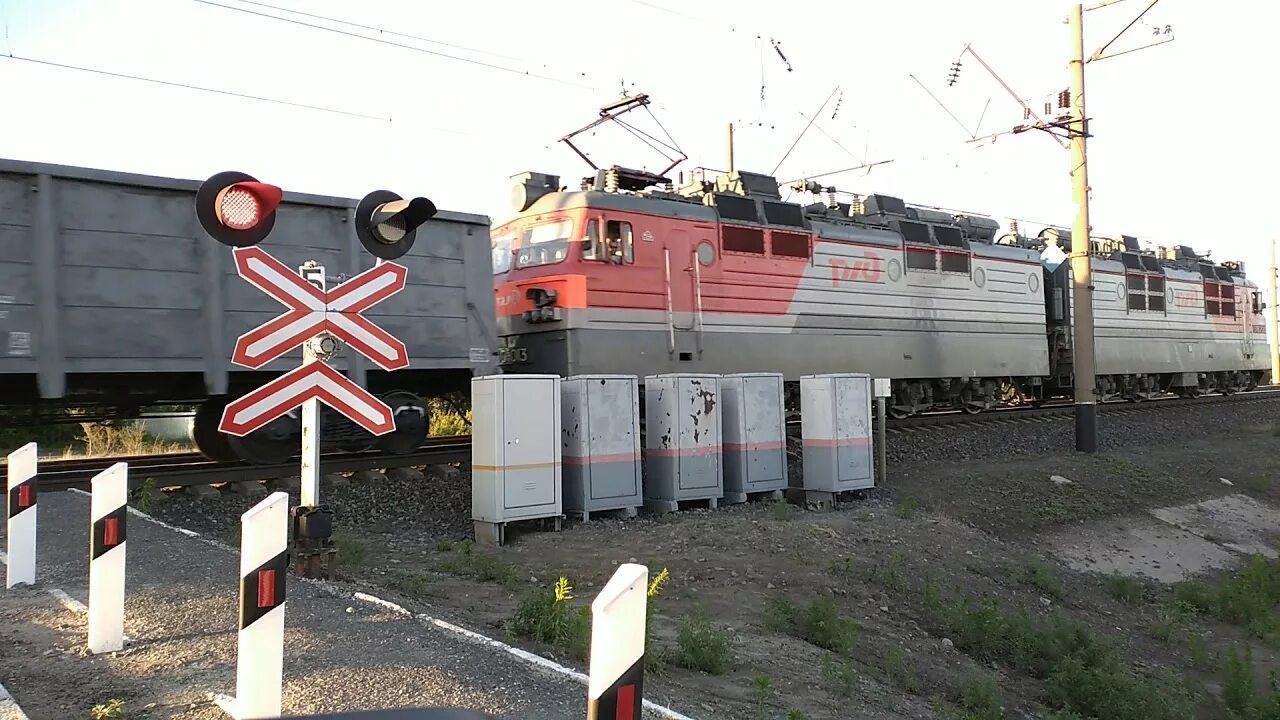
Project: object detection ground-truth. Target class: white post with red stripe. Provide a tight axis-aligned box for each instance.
[587,563,648,720]
[88,462,128,654]
[218,491,289,720]
[5,442,38,589]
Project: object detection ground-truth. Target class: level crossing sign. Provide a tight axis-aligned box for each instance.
[217,246,409,437]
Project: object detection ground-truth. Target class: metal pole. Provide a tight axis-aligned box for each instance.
[299,262,325,508]
[1068,3,1098,453]
[875,396,887,489]
[727,122,735,174]
[1270,238,1279,385]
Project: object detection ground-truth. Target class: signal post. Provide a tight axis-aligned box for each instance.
[195,171,436,578]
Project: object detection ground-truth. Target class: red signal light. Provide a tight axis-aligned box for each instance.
[217,182,282,231]
[195,171,283,248]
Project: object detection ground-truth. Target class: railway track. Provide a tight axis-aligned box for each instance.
[3,435,471,492]
[9,387,1278,491]
[878,386,1280,433]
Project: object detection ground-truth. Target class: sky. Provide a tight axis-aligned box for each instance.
[1,0,1277,286]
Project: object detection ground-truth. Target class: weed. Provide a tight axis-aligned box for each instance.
[333,531,366,566]
[1185,633,1214,672]
[896,495,920,519]
[76,421,186,458]
[882,645,919,693]
[435,540,454,552]
[1244,475,1271,494]
[923,580,1194,720]
[769,498,796,521]
[1100,456,1153,481]
[765,596,859,655]
[821,654,858,698]
[672,606,733,675]
[751,676,773,720]
[133,476,158,515]
[429,398,471,436]
[1016,559,1064,599]
[397,575,431,597]
[639,567,673,674]
[950,669,1004,720]
[786,712,806,720]
[439,541,517,586]
[1104,574,1145,605]
[91,698,126,719]
[508,576,590,660]
[876,552,906,594]
[829,557,856,580]
[1163,556,1280,641]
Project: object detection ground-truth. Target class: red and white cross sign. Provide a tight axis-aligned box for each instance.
[219,361,395,437]
[230,246,409,371]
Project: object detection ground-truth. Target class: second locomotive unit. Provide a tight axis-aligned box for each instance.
[490,163,1268,417]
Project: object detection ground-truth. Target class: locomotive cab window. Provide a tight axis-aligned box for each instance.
[515,219,573,269]
[582,219,633,264]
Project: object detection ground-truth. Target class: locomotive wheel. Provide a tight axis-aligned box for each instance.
[376,391,430,455]
[227,413,300,466]
[191,400,239,462]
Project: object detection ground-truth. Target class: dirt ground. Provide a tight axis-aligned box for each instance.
[140,418,1280,720]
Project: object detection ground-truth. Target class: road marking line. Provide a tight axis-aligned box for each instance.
[0,680,31,720]
[96,491,698,719]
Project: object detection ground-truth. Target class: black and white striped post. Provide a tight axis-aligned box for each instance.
[6,442,38,589]
[587,563,648,720]
[88,462,128,654]
[220,490,289,720]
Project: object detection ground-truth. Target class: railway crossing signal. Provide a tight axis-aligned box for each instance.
[219,361,396,437]
[195,171,284,247]
[228,246,410,371]
[354,189,437,260]
[196,169,433,579]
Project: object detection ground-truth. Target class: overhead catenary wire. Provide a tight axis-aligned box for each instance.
[190,0,599,91]
[227,0,524,62]
[0,54,392,121]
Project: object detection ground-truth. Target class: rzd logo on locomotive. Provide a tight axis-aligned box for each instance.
[830,253,883,286]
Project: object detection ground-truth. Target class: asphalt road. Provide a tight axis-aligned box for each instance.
[0,490,678,720]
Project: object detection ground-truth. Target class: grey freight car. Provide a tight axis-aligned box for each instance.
[0,158,498,464]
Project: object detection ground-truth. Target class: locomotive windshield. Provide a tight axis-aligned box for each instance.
[491,232,515,274]
[514,219,573,269]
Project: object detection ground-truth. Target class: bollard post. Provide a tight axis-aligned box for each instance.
[88,462,128,654]
[6,442,38,589]
[586,563,648,720]
[225,491,289,720]
[873,378,891,490]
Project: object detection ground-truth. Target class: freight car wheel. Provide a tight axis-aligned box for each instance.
[376,391,430,455]
[191,400,239,462]
[227,413,300,466]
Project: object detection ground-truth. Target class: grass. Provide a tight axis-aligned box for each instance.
[1222,646,1280,719]
[896,495,921,519]
[944,670,1004,720]
[333,531,366,566]
[1104,574,1146,605]
[922,577,1195,720]
[1165,556,1280,642]
[429,397,471,436]
[672,606,733,675]
[875,552,906,593]
[764,596,860,655]
[1014,559,1064,599]
[437,540,518,586]
[882,645,919,693]
[821,654,859,698]
[72,420,188,458]
[507,576,590,660]
[91,698,127,719]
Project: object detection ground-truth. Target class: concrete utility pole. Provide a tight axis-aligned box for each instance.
[1068,2,1099,453]
[1270,238,1279,384]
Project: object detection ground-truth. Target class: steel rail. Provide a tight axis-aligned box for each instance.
[8,436,471,492]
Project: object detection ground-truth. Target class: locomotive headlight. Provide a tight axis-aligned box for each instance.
[526,287,559,308]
